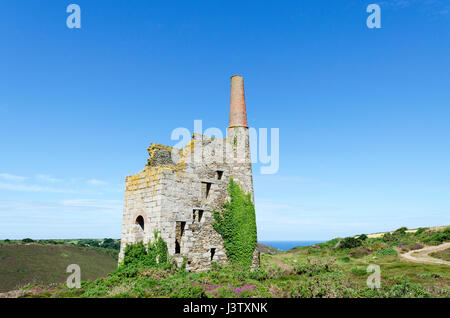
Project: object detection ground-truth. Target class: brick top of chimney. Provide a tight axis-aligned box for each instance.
[229,75,248,128]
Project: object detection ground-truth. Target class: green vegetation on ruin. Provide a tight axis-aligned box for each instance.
[212,178,257,269]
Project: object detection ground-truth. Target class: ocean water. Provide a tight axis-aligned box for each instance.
[259,241,324,251]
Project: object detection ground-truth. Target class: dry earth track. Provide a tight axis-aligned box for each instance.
[400,242,450,266]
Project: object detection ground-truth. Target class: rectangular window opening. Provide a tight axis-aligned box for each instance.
[202,182,212,200]
[210,248,216,261]
[216,170,224,180]
[193,209,204,223]
[175,240,180,254]
[175,221,186,254]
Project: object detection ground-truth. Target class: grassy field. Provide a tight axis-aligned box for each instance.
[4,226,448,298]
[0,244,118,293]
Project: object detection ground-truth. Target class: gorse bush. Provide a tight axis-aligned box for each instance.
[213,178,257,269]
[414,228,427,236]
[338,237,362,249]
[358,234,368,241]
[394,227,408,235]
[382,232,402,243]
[420,227,450,244]
[376,247,398,258]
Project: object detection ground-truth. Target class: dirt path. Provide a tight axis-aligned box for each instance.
[400,242,450,266]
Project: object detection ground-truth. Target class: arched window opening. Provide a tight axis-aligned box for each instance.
[135,215,145,231]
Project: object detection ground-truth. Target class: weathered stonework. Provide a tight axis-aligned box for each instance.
[119,76,259,271]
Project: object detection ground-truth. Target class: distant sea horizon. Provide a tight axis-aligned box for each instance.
[259,241,325,251]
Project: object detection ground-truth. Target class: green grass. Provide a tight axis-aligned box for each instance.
[15,241,449,298]
[0,244,118,293]
[3,226,449,298]
[36,246,447,298]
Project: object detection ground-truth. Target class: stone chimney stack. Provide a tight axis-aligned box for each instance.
[229,75,248,128]
[226,75,254,202]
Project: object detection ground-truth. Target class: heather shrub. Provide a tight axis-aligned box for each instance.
[295,258,335,276]
[289,271,350,298]
[409,244,424,251]
[349,248,371,258]
[387,278,432,298]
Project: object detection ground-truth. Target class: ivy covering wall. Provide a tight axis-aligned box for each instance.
[213,178,257,269]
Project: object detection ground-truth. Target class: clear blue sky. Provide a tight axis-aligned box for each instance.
[0,0,449,240]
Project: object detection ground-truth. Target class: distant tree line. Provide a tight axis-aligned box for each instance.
[77,238,120,250]
[1,238,121,250]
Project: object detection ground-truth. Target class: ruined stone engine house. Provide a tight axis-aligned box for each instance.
[119,75,258,271]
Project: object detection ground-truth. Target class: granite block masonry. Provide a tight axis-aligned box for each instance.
[119,75,259,271]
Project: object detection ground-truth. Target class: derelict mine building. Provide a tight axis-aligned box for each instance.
[119,75,259,271]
